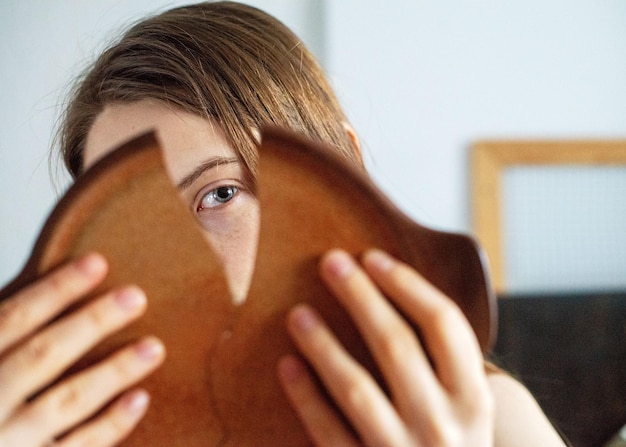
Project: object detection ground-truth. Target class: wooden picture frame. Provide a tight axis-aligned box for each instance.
[471,140,626,294]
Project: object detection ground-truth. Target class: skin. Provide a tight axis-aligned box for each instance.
[0,100,566,446]
[0,254,164,446]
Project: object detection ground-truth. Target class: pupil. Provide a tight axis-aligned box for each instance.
[216,186,233,200]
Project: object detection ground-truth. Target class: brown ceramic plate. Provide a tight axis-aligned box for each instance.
[1,128,496,446]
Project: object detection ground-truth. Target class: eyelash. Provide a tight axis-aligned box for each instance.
[196,185,240,211]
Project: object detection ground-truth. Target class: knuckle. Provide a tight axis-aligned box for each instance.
[13,405,51,441]
[110,352,138,381]
[43,270,71,297]
[333,364,378,413]
[439,428,463,446]
[109,408,136,437]
[24,335,55,365]
[341,378,369,409]
[39,263,91,304]
[417,386,493,446]
[392,262,417,286]
[55,381,85,411]
[0,299,13,324]
[0,298,25,333]
[420,418,462,446]
[376,321,417,363]
[465,381,494,419]
[75,419,129,447]
[69,431,105,447]
[84,300,111,330]
[430,301,464,332]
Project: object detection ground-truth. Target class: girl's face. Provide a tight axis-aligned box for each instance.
[84,99,259,304]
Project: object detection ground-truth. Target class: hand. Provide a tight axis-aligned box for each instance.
[0,253,165,447]
[278,249,494,446]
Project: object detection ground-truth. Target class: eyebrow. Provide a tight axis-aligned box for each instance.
[176,156,240,190]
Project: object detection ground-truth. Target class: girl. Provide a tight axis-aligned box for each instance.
[0,2,566,446]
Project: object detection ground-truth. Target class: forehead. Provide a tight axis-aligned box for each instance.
[84,100,237,182]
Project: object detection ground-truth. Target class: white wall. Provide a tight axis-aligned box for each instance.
[0,0,323,285]
[2,1,626,291]
[325,1,626,231]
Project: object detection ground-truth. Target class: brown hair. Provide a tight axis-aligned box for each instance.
[58,1,358,179]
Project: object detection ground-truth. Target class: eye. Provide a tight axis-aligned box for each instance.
[197,185,239,210]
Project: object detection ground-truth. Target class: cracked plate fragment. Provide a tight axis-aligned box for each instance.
[1,128,495,446]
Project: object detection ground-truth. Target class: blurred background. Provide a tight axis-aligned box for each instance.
[1,2,626,445]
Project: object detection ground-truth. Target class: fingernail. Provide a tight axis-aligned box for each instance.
[290,305,318,332]
[135,337,164,361]
[364,249,394,271]
[124,390,150,415]
[76,253,107,276]
[323,249,355,278]
[115,287,146,311]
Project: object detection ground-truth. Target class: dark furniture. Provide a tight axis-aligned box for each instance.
[491,292,626,447]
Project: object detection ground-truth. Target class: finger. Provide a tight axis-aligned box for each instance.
[319,249,440,407]
[361,249,485,395]
[0,253,108,353]
[57,389,150,447]
[0,286,147,423]
[286,304,410,447]
[3,337,164,446]
[278,355,361,447]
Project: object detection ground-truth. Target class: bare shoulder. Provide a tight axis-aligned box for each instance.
[487,368,569,447]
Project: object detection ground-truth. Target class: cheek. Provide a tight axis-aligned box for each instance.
[200,199,260,304]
